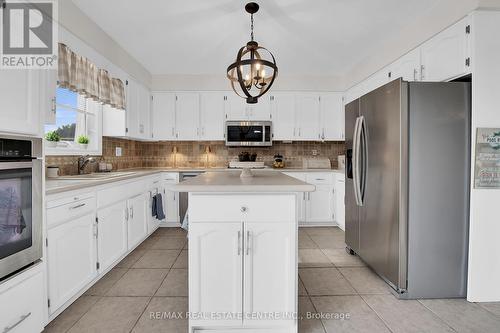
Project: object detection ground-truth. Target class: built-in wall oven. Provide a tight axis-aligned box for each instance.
[0,136,42,280]
[225,121,272,146]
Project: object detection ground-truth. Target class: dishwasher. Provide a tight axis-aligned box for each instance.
[179,172,203,224]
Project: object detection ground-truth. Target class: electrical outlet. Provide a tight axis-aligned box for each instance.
[115,147,122,157]
[312,150,318,156]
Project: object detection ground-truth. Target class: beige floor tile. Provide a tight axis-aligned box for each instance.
[115,248,146,268]
[132,297,188,333]
[132,249,180,269]
[339,267,391,295]
[299,276,308,296]
[156,269,188,296]
[135,235,161,251]
[299,249,333,268]
[44,296,100,333]
[106,268,168,296]
[153,227,187,238]
[420,299,500,333]
[322,248,366,267]
[84,268,128,296]
[150,236,186,250]
[298,296,326,333]
[309,234,345,249]
[362,294,454,333]
[311,295,390,333]
[304,227,344,237]
[172,250,188,269]
[299,268,356,296]
[68,296,149,333]
[299,232,318,249]
[479,302,500,317]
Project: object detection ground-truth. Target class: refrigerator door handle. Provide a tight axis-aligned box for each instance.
[353,116,362,206]
[359,116,367,206]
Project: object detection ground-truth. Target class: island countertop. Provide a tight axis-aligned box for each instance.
[172,170,316,192]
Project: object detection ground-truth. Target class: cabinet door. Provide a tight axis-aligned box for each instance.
[97,201,128,272]
[225,94,248,120]
[306,185,334,223]
[388,48,421,82]
[247,96,271,120]
[151,92,176,140]
[176,92,200,140]
[126,79,141,139]
[200,92,225,140]
[164,185,179,223]
[0,70,41,136]
[243,222,295,327]
[271,93,296,140]
[137,84,151,139]
[420,17,470,81]
[295,94,320,140]
[43,69,58,125]
[283,172,306,222]
[335,178,346,231]
[189,222,243,327]
[127,194,149,249]
[47,213,97,312]
[320,93,344,141]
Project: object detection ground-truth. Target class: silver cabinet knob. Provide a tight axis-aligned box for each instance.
[240,206,248,213]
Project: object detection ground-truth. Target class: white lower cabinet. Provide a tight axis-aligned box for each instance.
[335,175,346,231]
[97,201,128,272]
[127,193,149,249]
[47,211,97,313]
[0,264,45,333]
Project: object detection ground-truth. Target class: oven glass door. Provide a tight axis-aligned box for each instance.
[0,163,33,261]
[227,125,264,143]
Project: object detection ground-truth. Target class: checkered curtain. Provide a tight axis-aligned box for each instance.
[58,43,126,110]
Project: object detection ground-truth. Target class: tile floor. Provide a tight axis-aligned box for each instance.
[44,227,500,333]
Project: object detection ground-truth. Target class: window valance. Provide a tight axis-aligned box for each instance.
[58,43,126,110]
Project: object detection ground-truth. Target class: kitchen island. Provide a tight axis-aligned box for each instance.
[173,170,315,333]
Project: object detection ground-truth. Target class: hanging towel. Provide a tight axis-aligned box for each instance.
[154,193,166,220]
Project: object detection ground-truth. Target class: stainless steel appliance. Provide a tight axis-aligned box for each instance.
[225,121,272,146]
[345,79,470,299]
[179,172,204,223]
[0,136,42,280]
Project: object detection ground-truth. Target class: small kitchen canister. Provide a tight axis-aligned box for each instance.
[46,166,59,178]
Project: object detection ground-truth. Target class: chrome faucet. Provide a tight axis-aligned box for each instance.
[78,155,95,175]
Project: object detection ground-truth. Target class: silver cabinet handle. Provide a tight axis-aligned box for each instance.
[129,207,134,219]
[51,97,56,114]
[237,231,241,255]
[413,68,418,81]
[125,207,129,220]
[246,230,251,255]
[3,312,31,333]
[69,203,85,210]
[240,206,248,213]
[315,178,326,181]
[420,65,425,80]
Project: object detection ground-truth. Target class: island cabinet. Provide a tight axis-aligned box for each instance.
[188,193,298,333]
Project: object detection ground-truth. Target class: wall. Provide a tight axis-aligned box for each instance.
[58,0,152,87]
[46,137,345,175]
[467,10,500,302]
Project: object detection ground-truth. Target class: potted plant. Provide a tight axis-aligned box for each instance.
[45,131,60,148]
[77,135,89,149]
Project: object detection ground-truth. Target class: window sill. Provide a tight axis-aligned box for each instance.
[44,143,101,156]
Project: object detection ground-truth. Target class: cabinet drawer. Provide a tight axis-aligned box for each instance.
[47,196,95,228]
[0,269,44,333]
[189,194,295,222]
[97,179,147,208]
[306,173,334,184]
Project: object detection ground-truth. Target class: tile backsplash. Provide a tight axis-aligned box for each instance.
[46,137,345,175]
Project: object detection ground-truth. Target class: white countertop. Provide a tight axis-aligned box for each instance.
[172,170,316,192]
[45,167,343,195]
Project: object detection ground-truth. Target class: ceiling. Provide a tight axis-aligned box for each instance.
[72,0,443,78]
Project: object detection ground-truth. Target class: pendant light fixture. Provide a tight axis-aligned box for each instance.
[226,2,278,104]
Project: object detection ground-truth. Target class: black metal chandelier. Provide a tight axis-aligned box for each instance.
[226,2,278,104]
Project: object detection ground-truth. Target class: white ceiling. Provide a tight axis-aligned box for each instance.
[72,0,442,78]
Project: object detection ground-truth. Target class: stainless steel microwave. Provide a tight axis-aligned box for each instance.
[225,121,272,147]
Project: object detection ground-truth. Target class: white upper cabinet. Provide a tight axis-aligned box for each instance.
[420,16,470,82]
[0,70,42,136]
[388,48,421,82]
[176,93,200,140]
[199,92,225,140]
[270,93,296,140]
[125,79,151,140]
[320,93,344,140]
[295,93,320,140]
[151,92,176,140]
[225,94,271,121]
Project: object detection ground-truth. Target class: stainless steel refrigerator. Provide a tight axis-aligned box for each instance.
[345,79,470,299]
